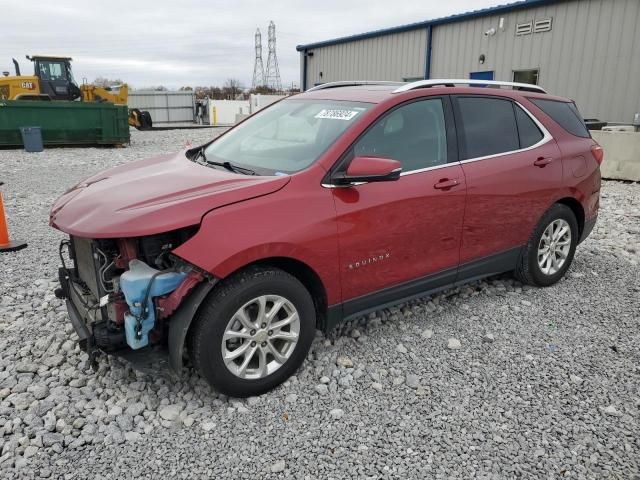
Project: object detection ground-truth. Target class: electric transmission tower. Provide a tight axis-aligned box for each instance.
[252,28,265,89]
[265,21,282,91]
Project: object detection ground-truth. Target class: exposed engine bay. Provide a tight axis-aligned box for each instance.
[56,227,206,365]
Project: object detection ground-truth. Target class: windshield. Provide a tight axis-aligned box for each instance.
[203,99,372,175]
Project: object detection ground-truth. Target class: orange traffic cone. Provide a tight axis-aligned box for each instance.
[0,182,27,253]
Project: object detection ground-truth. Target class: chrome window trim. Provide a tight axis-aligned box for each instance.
[399,162,455,176]
[322,100,552,187]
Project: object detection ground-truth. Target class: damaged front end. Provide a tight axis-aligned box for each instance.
[56,228,216,375]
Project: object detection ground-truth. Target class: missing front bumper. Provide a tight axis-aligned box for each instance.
[59,266,217,378]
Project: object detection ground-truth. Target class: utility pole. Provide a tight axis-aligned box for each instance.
[265,21,282,91]
[252,28,265,89]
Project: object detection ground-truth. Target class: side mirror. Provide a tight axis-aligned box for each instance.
[332,156,402,186]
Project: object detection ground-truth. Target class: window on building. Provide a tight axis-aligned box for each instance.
[514,104,544,148]
[353,99,448,172]
[530,99,590,138]
[456,97,519,159]
[513,69,539,85]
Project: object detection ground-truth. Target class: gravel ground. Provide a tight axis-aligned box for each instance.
[0,129,639,479]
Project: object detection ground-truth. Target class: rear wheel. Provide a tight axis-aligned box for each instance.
[188,267,315,397]
[515,204,579,286]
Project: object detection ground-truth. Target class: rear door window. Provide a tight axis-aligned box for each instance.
[514,104,544,148]
[530,98,590,138]
[455,97,519,159]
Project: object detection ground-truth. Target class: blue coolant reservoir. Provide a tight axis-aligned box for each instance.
[120,260,187,350]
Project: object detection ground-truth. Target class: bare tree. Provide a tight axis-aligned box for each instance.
[250,85,277,95]
[195,86,223,100]
[222,78,244,99]
[93,77,124,87]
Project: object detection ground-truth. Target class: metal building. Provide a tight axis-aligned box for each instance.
[297,0,640,122]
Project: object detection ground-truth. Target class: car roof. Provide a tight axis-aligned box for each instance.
[295,82,571,104]
[298,85,400,103]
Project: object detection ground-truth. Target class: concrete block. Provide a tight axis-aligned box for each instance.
[602,125,635,132]
[591,131,640,182]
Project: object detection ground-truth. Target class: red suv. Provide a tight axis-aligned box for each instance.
[50,79,602,397]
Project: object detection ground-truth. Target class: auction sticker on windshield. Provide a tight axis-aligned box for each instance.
[315,109,361,121]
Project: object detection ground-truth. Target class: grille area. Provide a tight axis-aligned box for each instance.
[73,237,100,298]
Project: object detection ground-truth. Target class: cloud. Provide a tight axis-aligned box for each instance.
[2,0,505,89]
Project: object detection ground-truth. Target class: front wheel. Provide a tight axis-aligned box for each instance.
[515,204,579,287]
[188,267,316,397]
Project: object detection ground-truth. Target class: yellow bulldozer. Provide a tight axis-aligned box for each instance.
[0,55,152,129]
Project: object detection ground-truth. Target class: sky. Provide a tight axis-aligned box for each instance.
[2,0,508,90]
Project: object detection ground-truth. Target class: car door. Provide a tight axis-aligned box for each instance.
[452,95,562,268]
[328,97,466,314]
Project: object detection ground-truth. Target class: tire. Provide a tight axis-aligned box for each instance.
[188,266,316,397]
[140,111,153,129]
[515,203,579,287]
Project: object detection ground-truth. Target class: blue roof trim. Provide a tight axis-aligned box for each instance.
[296,0,563,51]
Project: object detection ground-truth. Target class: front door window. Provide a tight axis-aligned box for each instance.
[352,98,448,172]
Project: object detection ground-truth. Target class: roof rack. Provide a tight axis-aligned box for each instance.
[392,79,547,94]
[306,81,405,92]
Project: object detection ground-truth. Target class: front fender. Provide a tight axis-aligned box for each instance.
[168,279,217,375]
[172,180,341,305]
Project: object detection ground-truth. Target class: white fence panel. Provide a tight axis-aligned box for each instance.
[249,94,287,114]
[128,91,195,124]
[209,100,250,125]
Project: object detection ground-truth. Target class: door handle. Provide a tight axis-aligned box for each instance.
[533,156,553,167]
[433,178,459,190]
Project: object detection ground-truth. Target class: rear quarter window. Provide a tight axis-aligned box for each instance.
[530,98,590,138]
[514,105,544,148]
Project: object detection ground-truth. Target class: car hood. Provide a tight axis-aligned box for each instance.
[50,150,290,238]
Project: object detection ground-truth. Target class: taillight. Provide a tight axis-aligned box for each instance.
[591,144,604,165]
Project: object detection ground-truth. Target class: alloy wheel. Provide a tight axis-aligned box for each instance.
[221,295,300,380]
[537,219,571,275]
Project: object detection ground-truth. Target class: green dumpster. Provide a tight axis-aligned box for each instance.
[0,100,130,147]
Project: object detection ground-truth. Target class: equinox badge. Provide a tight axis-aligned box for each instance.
[348,252,390,270]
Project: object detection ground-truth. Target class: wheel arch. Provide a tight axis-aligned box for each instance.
[242,256,329,330]
[170,255,329,375]
[555,197,585,236]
